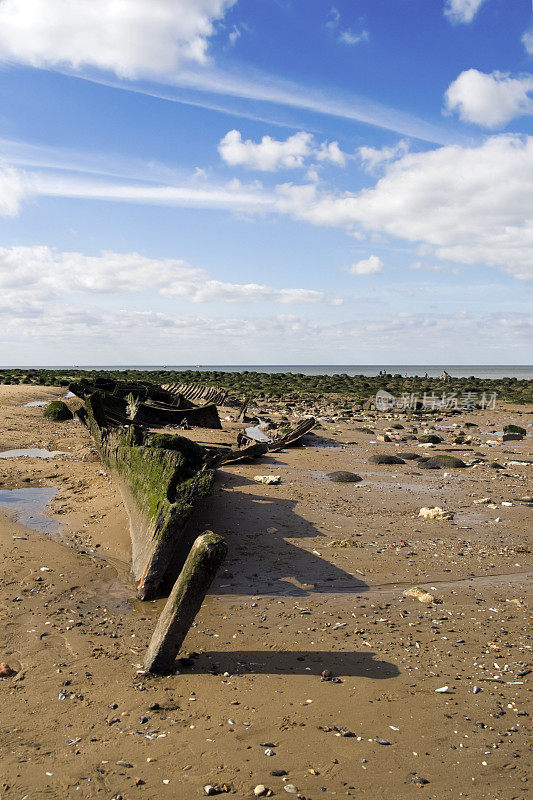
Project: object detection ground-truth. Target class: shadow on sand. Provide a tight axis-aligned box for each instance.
[169,468,369,598]
[178,649,399,678]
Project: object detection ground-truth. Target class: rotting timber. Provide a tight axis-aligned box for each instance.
[70,377,222,429]
[74,384,218,600]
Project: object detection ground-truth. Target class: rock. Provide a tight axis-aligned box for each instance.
[403,587,438,604]
[376,434,392,442]
[397,452,421,460]
[327,471,362,483]
[0,663,17,677]
[418,434,442,444]
[368,454,405,465]
[377,739,391,745]
[421,455,466,469]
[501,433,524,441]
[270,770,288,777]
[253,475,281,485]
[418,506,454,520]
[416,458,440,469]
[473,497,493,505]
[254,786,267,797]
[504,424,526,435]
[204,786,216,796]
[43,401,73,421]
[284,786,298,794]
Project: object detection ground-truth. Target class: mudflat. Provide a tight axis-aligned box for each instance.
[0,384,531,799]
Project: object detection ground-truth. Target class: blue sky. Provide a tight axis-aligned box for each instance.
[0,0,531,365]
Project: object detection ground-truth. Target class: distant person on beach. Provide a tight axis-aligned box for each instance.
[424,372,429,378]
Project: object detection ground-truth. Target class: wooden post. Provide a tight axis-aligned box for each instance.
[144,531,227,674]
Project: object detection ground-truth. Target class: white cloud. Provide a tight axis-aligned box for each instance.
[443,0,487,24]
[218,130,314,171]
[523,29,533,56]
[228,25,241,46]
[0,164,28,215]
[1,305,530,364]
[358,140,409,171]
[445,69,533,128]
[325,7,341,29]
[316,140,347,167]
[0,0,235,79]
[163,279,335,304]
[348,255,383,275]
[338,29,369,46]
[274,135,533,280]
[218,130,347,171]
[0,245,341,305]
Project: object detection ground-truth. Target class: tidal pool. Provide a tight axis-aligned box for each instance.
[0,448,68,459]
[0,487,61,535]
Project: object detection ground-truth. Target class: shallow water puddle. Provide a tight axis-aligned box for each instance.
[0,487,62,535]
[24,400,50,407]
[0,448,68,459]
[245,419,272,442]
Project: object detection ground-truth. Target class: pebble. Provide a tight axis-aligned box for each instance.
[284,786,298,794]
[254,786,267,797]
[264,748,275,756]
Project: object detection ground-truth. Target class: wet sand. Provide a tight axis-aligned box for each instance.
[0,384,531,799]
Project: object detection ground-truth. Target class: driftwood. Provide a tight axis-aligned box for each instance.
[234,398,249,422]
[268,417,317,451]
[215,440,269,465]
[238,417,317,452]
[144,531,227,674]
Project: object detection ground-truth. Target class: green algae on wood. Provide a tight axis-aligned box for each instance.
[144,531,227,674]
[84,392,215,600]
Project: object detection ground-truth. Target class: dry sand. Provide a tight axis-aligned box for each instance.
[0,384,531,799]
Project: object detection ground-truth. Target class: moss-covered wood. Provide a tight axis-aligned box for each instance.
[84,392,216,600]
[144,531,227,674]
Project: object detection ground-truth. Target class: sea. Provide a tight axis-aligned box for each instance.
[48,365,533,380]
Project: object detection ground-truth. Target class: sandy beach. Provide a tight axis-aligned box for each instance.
[0,383,531,800]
